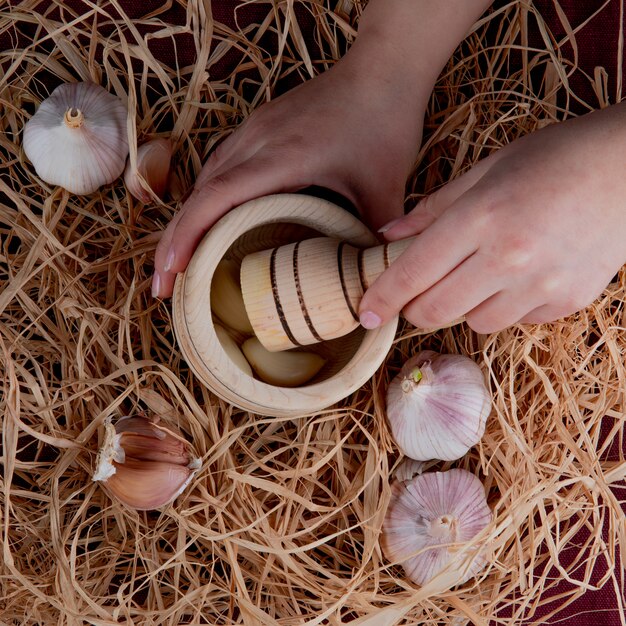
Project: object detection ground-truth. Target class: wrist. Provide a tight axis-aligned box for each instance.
[341,0,493,104]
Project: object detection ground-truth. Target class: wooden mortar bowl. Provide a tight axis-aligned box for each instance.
[172,193,398,417]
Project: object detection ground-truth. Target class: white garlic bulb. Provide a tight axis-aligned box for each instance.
[381,469,492,587]
[124,138,172,202]
[386,351,491,461]
[93,415,201,510]
[23,82,129,195]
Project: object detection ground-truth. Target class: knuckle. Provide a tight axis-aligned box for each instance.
[406,298,451,330]
[201,172,232,195]
[393,259,425,295]
[465,313,504,335]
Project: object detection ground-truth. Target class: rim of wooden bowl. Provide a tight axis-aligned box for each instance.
[172,193,398,417]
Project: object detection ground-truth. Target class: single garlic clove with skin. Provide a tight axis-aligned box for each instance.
[381,468,492,587]
[211,259,254,334]
[214,323,253,376]
[386,351,491,461]
[393,458,427,483]
[124,138,172,202]
[241,337,325,387]
[93,415,200,510]
[23,82,129,195]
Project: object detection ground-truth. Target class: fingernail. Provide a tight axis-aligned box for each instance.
[151,272,161,298]
[378,217,404,234]
[360,310,382,329]
[164,248,176,272]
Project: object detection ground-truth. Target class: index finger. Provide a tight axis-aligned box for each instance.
[358,202,479,329]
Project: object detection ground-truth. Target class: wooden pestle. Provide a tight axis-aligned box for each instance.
[240,236,414,352]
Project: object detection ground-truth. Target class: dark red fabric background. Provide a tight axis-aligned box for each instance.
[1,1,625,623]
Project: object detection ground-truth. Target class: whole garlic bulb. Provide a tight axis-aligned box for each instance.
[23,82,128,195]
[124,138,172,202]
[381,469,492,587]
[386,351,491,461]
[93,415,200,510]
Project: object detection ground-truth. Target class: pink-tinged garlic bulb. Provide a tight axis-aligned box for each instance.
[93,415,200,510]
[23,82,129,195]
[381,469,492,587]
[124,138,173,202]
[386,351,491,461]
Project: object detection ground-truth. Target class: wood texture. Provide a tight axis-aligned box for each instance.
[172,194,398,417]
[241,236,414,352]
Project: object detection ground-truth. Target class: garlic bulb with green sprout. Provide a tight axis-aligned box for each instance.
[124,138,172,202]
[381,469,492,587]
[93,415,200,510]
[23,82,129,194]
[386,351,491,461]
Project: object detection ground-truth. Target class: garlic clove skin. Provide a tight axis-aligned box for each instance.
[386,351,491,461]
[102,458,195,511]
[241,337,325,387]
[23,82,129,195]
[211,259,254,334]
[214,323,253,376]
[381,468,492,587]
[93,415,200,511]
[393,458,426,483]
[124,138,172,202]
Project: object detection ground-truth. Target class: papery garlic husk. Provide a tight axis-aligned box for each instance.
[241,337,325,387]
[381,468,492,587]
[211,259,254,333]
[93,415,201,510]
[214,323,253,376]
[23,82,129,195]
[386,351,491,461]
[393,458,427,483]
[124,138,172,202]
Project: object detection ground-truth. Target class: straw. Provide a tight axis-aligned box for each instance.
[1,1,624,624]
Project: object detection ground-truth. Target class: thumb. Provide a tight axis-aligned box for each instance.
[153,159,303,297]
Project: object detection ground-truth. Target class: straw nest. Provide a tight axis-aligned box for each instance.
[1,1,625,624]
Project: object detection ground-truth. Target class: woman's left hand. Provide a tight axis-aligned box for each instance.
[359,102,626,334]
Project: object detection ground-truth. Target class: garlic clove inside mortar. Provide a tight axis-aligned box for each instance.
[241,337,325,387]
[381,468,492,587]
[93,415,200,510]
[386,351,491,461]
[214,323,253,376]
[23,82,129,195]
[124,138,172,202]
[211,259,254,334]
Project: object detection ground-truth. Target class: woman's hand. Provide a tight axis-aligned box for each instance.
[151,0,493,298]
[152,56,427,298]
[359,102,626,334]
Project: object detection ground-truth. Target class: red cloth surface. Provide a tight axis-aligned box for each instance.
[2,1,625,623]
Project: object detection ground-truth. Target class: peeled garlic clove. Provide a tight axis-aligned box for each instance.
[93,415,200,510]
[211,259,254,333]
[241,337,325,387]
[124,138,172,202]
[386,351,491,461]
[381,468,492,587]
[214,323,253,376]
[23,82,129,195]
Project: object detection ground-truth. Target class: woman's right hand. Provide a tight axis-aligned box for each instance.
[152,50,428,298]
